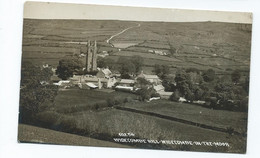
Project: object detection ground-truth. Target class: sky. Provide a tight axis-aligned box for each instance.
[24,1,252,24]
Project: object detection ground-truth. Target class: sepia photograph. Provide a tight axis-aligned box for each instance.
[17,1,252,154]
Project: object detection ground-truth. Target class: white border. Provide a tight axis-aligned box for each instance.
[0,0,260,158]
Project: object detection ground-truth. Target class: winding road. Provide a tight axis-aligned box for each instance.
[106,23,141,47]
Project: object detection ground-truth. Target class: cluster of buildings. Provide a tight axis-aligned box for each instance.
[50,40,173,99]
[148,49,168,56]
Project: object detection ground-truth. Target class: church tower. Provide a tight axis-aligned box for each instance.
[85,40,97,72]
[92,41,97,71]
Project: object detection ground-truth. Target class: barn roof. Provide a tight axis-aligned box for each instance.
[158,91,173,96]
[137,71,159,79]
[101,68,111,75]
[86,82,98,88]
[120,79,135,84]
[153,85,165,92]
[143,74,159,79]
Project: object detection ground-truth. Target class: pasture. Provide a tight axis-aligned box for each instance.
[53,89,137,113]
[50,89,247,153]
[70,108,246,153]
[22,19,251,75]
[121,100,248,134]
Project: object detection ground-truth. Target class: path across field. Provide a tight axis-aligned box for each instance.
[106,23,141,47]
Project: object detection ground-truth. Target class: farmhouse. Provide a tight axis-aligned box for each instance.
[153,84,165,92]
[153,84,173,99]
[115,85,134,91]
[70,75,84,84]
[118,79,135,87]
[96,68,112,78]
[137,71,161,85]
[115,79,135,91]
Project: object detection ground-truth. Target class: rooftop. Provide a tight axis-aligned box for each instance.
[120,79,135,84]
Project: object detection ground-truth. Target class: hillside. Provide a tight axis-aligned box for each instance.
[22,19,252,75]
[18,124,129,148]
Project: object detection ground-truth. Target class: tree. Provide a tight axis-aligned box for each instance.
[231,69,241,84]
[97,57,115,69]
[186,68,200,74]
[136,77,152,88]
[153,64,170,79]
[187,72,203,84]
[131,55,144,74]
[194,88,204,100]
[154,64,162,76]
[136,87,157,101]
[19,61,58,123]
[162,75,176,92]
[185,89,195,102]
[97,57,106,68]
[202,69,216,82]
[56,56,83,80]
[170,90,180,101]
[117,57,136,78]
[174,69,190,96]
[161,65,170,78]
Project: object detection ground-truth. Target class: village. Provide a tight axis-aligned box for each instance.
[41,40,249,108]
[49,41,177,102]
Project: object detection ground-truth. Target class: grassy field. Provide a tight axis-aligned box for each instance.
[18,124,129,148]
[22,19,251,76]
[53,89,138,112]
[49,89,247,152]
[17,87,248,153]
[120,100,248,134]
[113,22,251,64]
[22,19,137,67]
[70,108,246,153]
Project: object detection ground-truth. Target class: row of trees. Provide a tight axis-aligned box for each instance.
[153,64,249,111]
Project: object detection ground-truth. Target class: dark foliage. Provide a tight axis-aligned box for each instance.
[202,69,215,82]
[153,64,170,79]
[56,55,83,80]
[231,69,241,84]
[19,61,58,123]
[136,87,157,101]
[97,57,115,69]
[170,90,180,101]
[117,56,144,78]
[131,55,144,74]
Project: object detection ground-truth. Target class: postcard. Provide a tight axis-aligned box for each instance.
[18,1,252,154]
